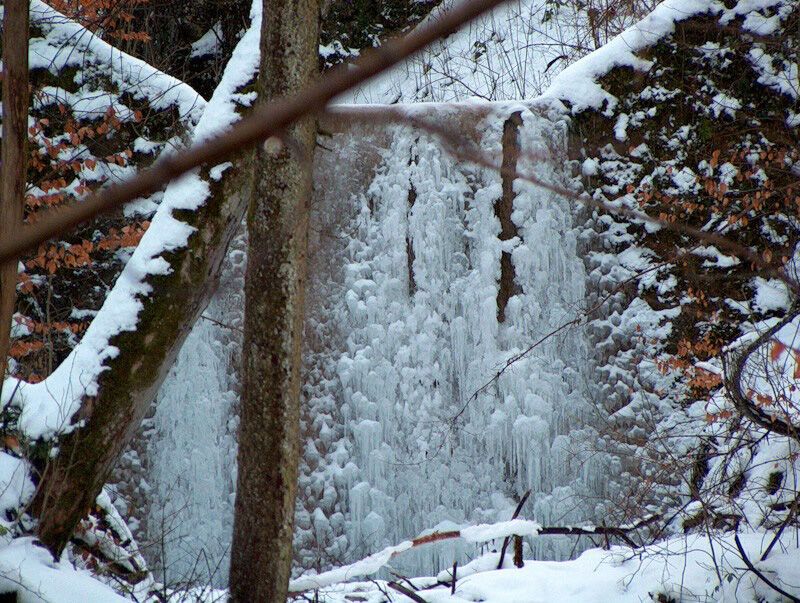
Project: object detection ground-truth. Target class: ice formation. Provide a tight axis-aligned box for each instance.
[142,232,244,585]
[145,101,606,580]
[302,105,603,575]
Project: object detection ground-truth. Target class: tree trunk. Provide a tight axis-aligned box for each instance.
[228,0,319,600]
[0,0,29,399]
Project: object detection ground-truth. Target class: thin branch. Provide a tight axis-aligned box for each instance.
[388,581,428,603]
[723,301,800,442]
[498,489,531,569]
[0,0,511,264]
[452,316,583,427]
[734,533,800,603]
[199,314,244,334]
[761,495,799,561]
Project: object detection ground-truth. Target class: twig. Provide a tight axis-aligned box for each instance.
[388,572,421,592]
[513,535,523,568]
[734,533,800,603]
[452,316,582,427]
[451,561,457,595]
[498,489,531,569]
[388,581,428,603]
[723,301,800,442]
[761,496,799,561]
[200,314,244,334]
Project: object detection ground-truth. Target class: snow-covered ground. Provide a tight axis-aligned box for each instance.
[307,530,800,603]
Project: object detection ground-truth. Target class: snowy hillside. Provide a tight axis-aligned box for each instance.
[346,0,646,103]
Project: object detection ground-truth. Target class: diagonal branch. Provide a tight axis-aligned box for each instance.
[723,301,800,442]
[734,533,800,603]
[497,490,532,568]
[0,0,511,265]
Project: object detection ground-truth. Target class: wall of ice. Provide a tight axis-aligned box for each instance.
[141,103,607,582]
[137,233,245,585]
[296,105,605,575]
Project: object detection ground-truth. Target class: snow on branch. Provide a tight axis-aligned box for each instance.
[288,514,665,593]
[288,512,665,592]
[288,519,542,592]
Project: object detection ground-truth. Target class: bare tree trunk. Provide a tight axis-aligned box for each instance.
[228,0,319,600]
[0,0,29,398]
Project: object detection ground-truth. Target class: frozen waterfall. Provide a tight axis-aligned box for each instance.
[141,102,606,583]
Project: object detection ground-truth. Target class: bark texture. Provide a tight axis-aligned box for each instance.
[496,112,522,323]
[228,0,319,599]
[0,0,29,397]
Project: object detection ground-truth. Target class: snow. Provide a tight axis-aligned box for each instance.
[692,245,741,269]
[581,158,599,176]
[191,23,222,59]
[0,454,34,523]
[710,92,741,118]
[303,530,800,602]
[540,0,794,114]
[290,540,414,592]
[291,518,542,592]
[27,1,203,121]
[753,278,791,312]
[460,520,541,542]
[0,539,130,602]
